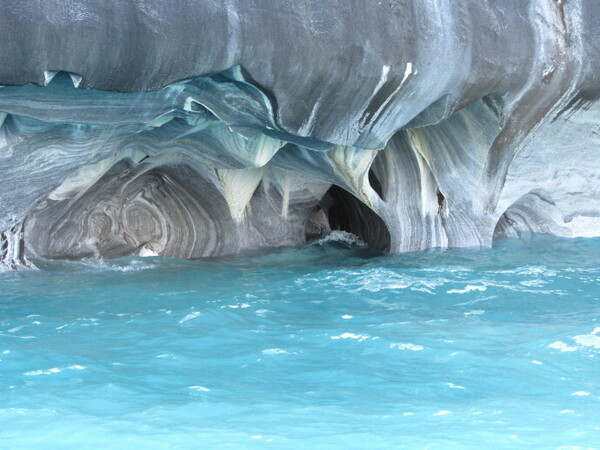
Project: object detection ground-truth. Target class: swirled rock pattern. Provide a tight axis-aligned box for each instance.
[1,0,599,266]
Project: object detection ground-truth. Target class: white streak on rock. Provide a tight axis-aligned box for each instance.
[216,167,264,223]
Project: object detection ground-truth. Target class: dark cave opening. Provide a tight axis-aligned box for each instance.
[306,185,391,252]
[436,190,445,213]
[368,167,384,200]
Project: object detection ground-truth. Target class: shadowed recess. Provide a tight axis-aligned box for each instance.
[316,185,391,252]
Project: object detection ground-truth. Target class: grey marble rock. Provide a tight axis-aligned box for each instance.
[0,0,599,267]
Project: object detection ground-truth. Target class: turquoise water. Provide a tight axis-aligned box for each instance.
[1,233,599,449]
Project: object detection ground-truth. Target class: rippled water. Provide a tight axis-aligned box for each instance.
[1,233,599,449]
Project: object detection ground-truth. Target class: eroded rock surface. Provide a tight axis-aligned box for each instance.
[1,0,599,267]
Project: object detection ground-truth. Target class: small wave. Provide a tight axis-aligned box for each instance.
[548,341,577,352]
[390,343,424,351]
[331,332,370,341]
[262,348,288,355]
[23,365,85,376]
[309,231,367,248]
[188,386,210,392]
[221,303,251,309]
[573,328,600,349]
[31,256,161,273]
[179,311,202,324]
[447,285,487,294]
[79,258,158,273]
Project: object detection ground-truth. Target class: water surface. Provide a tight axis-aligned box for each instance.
[1,234,599,448]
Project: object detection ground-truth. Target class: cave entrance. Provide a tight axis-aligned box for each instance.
[305,184,391,252]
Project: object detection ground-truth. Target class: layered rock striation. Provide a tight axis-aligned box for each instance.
[1,0,599,268]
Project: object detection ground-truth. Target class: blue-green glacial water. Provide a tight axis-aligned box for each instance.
[1,233,599,449]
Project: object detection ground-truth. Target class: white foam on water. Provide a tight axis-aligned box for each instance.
[446,383,465,389]
[310,230,366,248]
[464,310,485,316]
[520,279,547,287]
[262,348,288,355]
[23,369,57,376]
[222,303,251,309]
[179,311,202,324]
[548,341,577,352]
[23,364,85,376]
[434,410,452,416]
[573,334,600,348]
[532,360,543,365]
[76,318,99,327]
[331,333,369,341]
[188,386,210,392]
[158,291,197,297]
[447,285,486,294]
[352,269,414,292]
[341,315,353,319]
[573,328,600,349]
[571,391,590,396]
[390,343,424,351]
[516,266,552,276]
[78,258,156,273]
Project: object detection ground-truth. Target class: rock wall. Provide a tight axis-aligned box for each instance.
[0,0,599,266]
